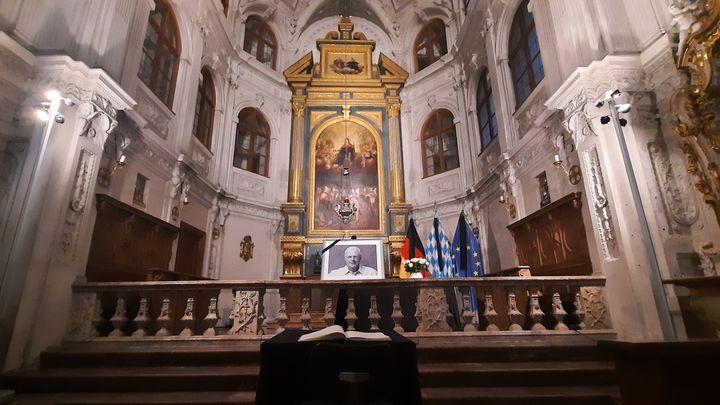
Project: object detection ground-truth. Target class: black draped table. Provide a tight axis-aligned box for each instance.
[256,329,422,405]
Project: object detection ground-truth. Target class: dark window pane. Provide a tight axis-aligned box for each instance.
[509,0,543,109]
[138,0,179,108]
[415,19,447,72]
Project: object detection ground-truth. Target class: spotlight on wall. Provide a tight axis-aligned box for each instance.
[36,109,50,122]
[36,89,75,124]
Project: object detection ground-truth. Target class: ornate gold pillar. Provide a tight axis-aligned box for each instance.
[287,95,306,204]
[281,90,306,278]
[387,98,405,204]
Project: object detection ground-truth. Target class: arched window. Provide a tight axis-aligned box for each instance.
[476,69,498,150]
[138,0,180,108]
[421,109,459,177]
[509,0,544,107]
[243,15,277,69]
[234,108,270,176]
[414,19,447,72]
[192,67,215,150]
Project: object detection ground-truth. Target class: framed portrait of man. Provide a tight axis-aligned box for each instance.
[321,239,384,280]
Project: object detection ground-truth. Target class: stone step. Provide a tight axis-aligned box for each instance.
[5,391,255,404]
[2,366,259,393]
[419,361,616,387]
[421,385,621,405]
[416,338,613,363]
[40,341,262,368]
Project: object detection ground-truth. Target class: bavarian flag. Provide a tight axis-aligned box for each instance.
[400,218,426,278]
[451,212,485,310]
[426,216,455,278]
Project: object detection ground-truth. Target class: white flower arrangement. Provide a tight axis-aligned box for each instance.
[402,257,428,273]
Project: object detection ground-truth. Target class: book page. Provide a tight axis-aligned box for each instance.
[345,330,391,341]
[298,325,346,342]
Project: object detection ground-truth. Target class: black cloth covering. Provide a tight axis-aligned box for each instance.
[256,329,421,405]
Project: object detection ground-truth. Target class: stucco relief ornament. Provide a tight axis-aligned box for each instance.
[240,235,254,262]
[669,0,707,58]
[697,241,720,276]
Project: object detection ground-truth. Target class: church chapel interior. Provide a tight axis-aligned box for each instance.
[1,0,720,403]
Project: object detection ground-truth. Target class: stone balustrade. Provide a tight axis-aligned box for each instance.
[67,276,609,339]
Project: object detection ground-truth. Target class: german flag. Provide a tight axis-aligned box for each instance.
[400,218,426,278]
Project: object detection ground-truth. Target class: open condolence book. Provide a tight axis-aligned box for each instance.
[298,325,391,342]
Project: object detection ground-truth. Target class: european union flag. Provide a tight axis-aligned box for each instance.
[451,212,484,311]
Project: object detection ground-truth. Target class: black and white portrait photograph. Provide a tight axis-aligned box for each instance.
[321,240,384,280]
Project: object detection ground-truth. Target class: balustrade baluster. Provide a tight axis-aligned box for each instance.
[276,290,289,334]
[369,294,381,331]
[461,288,476,332]
[257,288,266,334]
[573,288,586,329]
[179,298,195,336]
[131,297,150,337]
[552,291,569,331]
[109,297,128,337]
[300,296,311,330]
[483,290,499,332]
[528,287,546,331]
[155,298,172,336]
[345,290,358,331]
[323,297,335,327]
[91,298,103,337]
[391,290,404,333]
[507,290,524,331]
[203,297,218,336]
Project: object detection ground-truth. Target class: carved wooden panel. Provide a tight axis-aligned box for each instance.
[175,222,205,277]
[507,192,592,276]
[86,194,179,281]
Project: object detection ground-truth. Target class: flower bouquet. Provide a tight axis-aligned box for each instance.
[403,257,429,279]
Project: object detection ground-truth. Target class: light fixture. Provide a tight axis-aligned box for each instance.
[498,193,516,219]
[553,154,582,185]
[36,89,74,124]
[598,93,630,127]
[35,109,50,122]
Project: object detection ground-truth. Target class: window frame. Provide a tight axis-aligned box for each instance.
[233,108,271,177]
[192,67,216,150]
[243,15,277,70]
[476,69,498,151]
[414,19,448,73]
[138,0,181,108]
[421,109,460,178]
[508,0,544,108]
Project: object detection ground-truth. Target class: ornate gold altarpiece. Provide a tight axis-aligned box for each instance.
[672,0,720,228]
[281,17,410,278]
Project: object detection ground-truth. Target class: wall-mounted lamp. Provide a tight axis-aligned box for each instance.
[36,89,75,124]
[499,194,516,219]
[553,154,582,185]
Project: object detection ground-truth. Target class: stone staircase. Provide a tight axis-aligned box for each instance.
[1,332,620,404]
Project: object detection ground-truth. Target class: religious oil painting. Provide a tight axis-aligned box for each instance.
[312,120,382,233]
[326,51,368,77]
